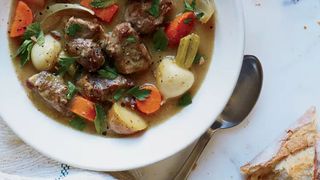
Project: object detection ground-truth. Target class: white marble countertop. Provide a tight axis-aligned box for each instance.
[137,0,320,179]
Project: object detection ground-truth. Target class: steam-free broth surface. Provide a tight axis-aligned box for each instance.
[9,0,214,136]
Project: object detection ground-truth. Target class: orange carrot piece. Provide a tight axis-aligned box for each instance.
[23,0,45,9]
[136,84,162,115]
[70,96,96,121]
[165,12,196,46]
[80,0,119,23]
[10,1,33,38]
[95,4,119,23]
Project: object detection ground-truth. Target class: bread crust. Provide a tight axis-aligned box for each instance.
[314,140,320,180]
[241,107,318,179]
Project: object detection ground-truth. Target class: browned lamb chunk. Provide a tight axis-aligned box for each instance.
[66,38,105,72]
[76,74,134,102]
[26,71,71,116]
[103,23,152,74]
[125,0,173,34]
[64,17,104,39]
[64,17,106,72]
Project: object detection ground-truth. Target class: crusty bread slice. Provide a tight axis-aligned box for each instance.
[314,140,320,180]
[241,107,318,179]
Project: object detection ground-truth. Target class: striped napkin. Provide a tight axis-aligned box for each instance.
[0,117,139,180]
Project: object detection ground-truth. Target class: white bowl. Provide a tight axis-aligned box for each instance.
[0,0,244,171]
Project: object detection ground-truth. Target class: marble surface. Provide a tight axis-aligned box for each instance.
[137,0,320,179]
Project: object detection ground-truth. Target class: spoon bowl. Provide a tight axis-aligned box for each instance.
[215,55,263,129]
[175,55,263,179]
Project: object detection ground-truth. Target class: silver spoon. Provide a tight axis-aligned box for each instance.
[174,55,263,180]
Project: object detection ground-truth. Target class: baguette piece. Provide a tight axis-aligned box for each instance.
[241,107,318,179]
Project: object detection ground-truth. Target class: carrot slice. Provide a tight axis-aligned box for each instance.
[136,84,162,115]
[80,0,119,23]
[70,96,96,121]
[10,1,33,38]
[165,12,196,46]
[95,4,119,23]
[23,0,45,9]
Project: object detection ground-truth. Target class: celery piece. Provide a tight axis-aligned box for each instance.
[175,33,200,69]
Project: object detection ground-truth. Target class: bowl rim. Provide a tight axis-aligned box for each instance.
[0,0,245,171]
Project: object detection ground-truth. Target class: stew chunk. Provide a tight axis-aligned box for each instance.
[76,74,134,102]
[65,17,105,72]
[26,71,71,116]
[65,17,104,39]
[66,38,105,72]
[125,0,173,34]
[104,23,151,74]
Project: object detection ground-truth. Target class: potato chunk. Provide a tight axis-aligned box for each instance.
[108,103,148,135]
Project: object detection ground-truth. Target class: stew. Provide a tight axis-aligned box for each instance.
[8,0,215,137]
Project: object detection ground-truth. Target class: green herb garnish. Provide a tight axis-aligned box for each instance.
[126,36,137,44]
[36,31,45,45]
[113,88,127,101]
[90,0,115,8]
[69,116,86,131]
[66,24,81,37]
[23,22,44,43]
[184,0,196,12]
[126,86,151,101]
[16,40,33,67]
[98,66,118,80]
[193,53,202,64]
[153,28,168,51]
[94,104,107,135]
[149,0,160,17]
[184,0,204,20]
[57,57,77,76]
[178,92,192,107]
[113,86,151,101]
[16,22,44,67]
[196,12,205,20]
[67,81,78,100]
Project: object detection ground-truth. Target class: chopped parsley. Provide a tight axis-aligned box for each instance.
[149,0,160,17]
[23,22,44,43]
[57,57,77,76]
[98,66,118,80]
[90,0,116,8]
[66,24,81,37]
[153,28,168,51]
[184,0,204,20]
[16,40,33,67]
[113,88,127,101]
[178,92,193,107]
[16,22,44,67]
[69,116,87,131]
[126,86,151,101]
[113,86,151,101]
[184,0,196,12]
[196,12,205,20]
[193,53,202,64]
[94,104,107,135]
[126,36,137,44]
[67,81,78,100]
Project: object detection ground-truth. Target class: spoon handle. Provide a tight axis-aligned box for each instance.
[173,128,217,180]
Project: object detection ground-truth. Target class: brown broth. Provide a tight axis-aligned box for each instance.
[8,0,215,136]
